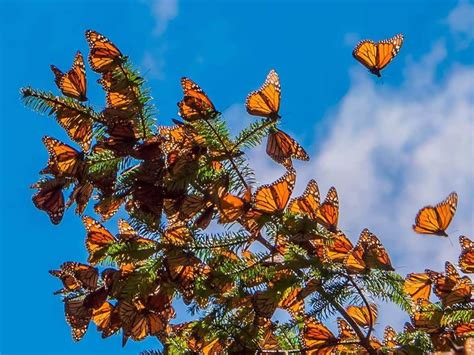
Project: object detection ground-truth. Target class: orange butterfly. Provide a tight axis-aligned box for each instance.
[216,187,252,223]
[246,69,281,120]
[403,272,432,302]
[94,195,125,221]
[383,326,399,349]
[42,136,84,178]
[316,186,339,232]
[346,303,378,328]
[51,51,87,101]
[85,30,123,73]
[49,262,99,294]
[266,128,309,168]
[413,192,458,237]
[302,317,338,353]
[454,320,474,338]
[344,228,394,273]
[352,34,404,77]
[410,298,443,333]
[426,261,472,307]
[83,216,116,265]
[91,301,121,338]
[64,298,93,341]
[67,181,94,215]
[178,77,217,121]
[459,235,474,274]
[252,169,296,214]
[32,177,67,224]
[319,230,354,263]
[288,179,320,221]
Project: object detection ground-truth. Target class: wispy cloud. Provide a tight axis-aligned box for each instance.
[140,48,166,80]
[445,0,474,48]
[240,41,474,330]
[150,0,178,36]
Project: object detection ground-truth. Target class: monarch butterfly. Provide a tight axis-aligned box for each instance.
[288,179,320,220]
[42,136,84,178]
[253,169,296,214]
[91,301,121,338]
[117,219,154,246]
[459,235,474,274]
[131,136,163,161]
[344,228,394,273]
[322,230,354,262]
[164,249,202,304]
[83,216,116,265]
[98,71,128,92]
[403,272,432,302]
[106,86,141,113]
[337,318,356,341]
[259,325,280,350]
[246,69,281,120]
[67,181,93,215]
[49,262,99,294]
[253,290,279,319]
[454,320,474,338]
[383,326,399,349]
[51,51,87,101]
[352,34,404,77]
[32,177,67,224]
[64,298,93,341]
[412,192,458,237]
[302,317,338,353]
[410,298,443,333]
[427,261,472,307]
[346,303,378,328]
[178,77,217,121]
[94,195,125,221]
[316,187,339,232]
[98,119,139,156]
[266,128,309,168]
[278,279,319,320]
[85,30,123,73]
[217,187,252,223]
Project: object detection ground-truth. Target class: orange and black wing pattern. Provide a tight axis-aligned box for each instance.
[413,192,458,237]
[302,317,338,353]
[85,30,123,73]
[353,34,404,77]
[403,272,432,302]
[32,178,66,224]
[253,169,296,214]
[427,261,472,307]
[266,128,309,168]
[83,216,116,265]
[346,303,378,328]
[43,136,84,177]
[246,69,281,120]
[51,51,87,101]
[316,187,339,232]
[178,77,217,121]
[459,235,474,274]
[217,187,252,223]
[288,179,320,221]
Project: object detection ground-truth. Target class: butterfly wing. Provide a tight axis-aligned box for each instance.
[43,136,83,177]
[253,169,296,214]
[178,77,216,121]
[353,40,378,73]
[51,51,87,101]
[459,235,474,273]
[376,34,404,71]
[413,192,457,236]
[403,272,432,302]
[325,231,354,262]
[346,303,378,328]
[246,69,281,119]
[288,179,320,220]
[316,187,339,232]
[266,129,309,168]
[32,178,66,224]
[360,229,394,271]
[302,318,338,351]
[83,216,116,265]
[85,30,123,73]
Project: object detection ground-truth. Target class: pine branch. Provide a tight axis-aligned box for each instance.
[232,117,276,152]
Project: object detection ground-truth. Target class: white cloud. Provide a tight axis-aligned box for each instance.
[150,0,178,36]
[240,41,474,330]
[445,0,474,48]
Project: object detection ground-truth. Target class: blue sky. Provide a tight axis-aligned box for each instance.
[1,0,473,354]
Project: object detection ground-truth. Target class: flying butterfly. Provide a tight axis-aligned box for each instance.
[32,177,67,225]
[352,34,404,77]
[85,30,123,73]
[42,136,84,178]
[266,128,309,168]
[288,179,320,221]
[413,192,458,237]
[246,69,281,120]
[316,186,339,232]
[459,235,474,273]
[344,228,394,273]
[253,169,296,215]
[178,77,217,121]
[51,51,87,101]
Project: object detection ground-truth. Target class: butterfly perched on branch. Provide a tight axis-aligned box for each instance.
[459,236,474,274]
[85,30,124,73]
[51,51,87,101]
[178,77,218,121]
[352,34,404,77]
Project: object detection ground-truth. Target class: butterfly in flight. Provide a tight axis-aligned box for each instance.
[246,69,281,120]
[412,192,458,237]
[352,34,404,77]
[51,51,87,101]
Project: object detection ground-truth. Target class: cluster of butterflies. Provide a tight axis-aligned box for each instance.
[28,29,474,353]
